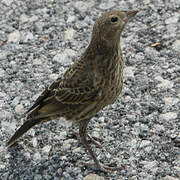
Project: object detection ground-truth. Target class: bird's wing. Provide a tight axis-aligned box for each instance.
[27,61,100,116]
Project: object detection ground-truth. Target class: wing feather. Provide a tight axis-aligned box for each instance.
[27,60,99,117]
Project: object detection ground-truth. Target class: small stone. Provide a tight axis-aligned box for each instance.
[32,138,38,147]
[72,147,82,153]
[74,1,94,12]
[42,145,51,154]
[145,47,159,60]
[57,168,63,176]
[49,73,59,81]
[29,15,38,22]
[126,114,136,124]
[155,76,174,89]
[64,28,75,40]
[1,120,16,132]
[15,104,24,113]
[0,32,7,42]
[165,14,179,24]
[33,152,41,161]
[11,97,20,107]
[164,97,179,106]
[140,140,152,148]
[67,16,76,23]
[140,124,149,133]
[141,161,157,170]
[99,2,116,10]
[124,67,134,78]
[34,174,42,180]
[0,68,6,77]
[83,173,104,180]
[34,22,44,33]
[163,175,179,180]
[0,51,9,60]
[8,30,21,43]
[98,116,105,123]
[91,131,100,139]
[0,92,7,98]
[154,124,165,132]
[53,49,76,65]
[62,139,76,151]
[159,112,177,121]
[2,0,13,6]
[172,39,180,51]
[21,31,34,43]
[174,166,180,173]
[20,14,29,23]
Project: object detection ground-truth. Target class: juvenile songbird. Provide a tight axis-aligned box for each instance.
[7,10,138,172]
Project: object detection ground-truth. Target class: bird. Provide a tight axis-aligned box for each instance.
[6,10,138,172]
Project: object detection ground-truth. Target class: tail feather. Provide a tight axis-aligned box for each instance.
[6,118,42,147]
[7,103,60,147]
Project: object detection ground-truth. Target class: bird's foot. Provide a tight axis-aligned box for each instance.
[79,161,125,173]
[70,129,103,149]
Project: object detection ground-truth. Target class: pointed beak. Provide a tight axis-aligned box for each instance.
[124,10,139,22]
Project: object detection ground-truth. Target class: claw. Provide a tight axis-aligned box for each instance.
[79,161,125,173]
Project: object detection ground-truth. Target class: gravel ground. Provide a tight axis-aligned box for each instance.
[0,0,180,179]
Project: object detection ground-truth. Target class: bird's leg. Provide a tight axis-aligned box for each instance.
[79,119,124,172]
[70,129,103,149]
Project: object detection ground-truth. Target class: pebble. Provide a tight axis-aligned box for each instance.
[141,160,157,170]
[140,140,152,148]
[32,137,38,147]
[42,145,51,154]
[11,96,20,107]
[163,176,179,180]
[0,32,7,42]
[83,174,104,180]
[53,49,76,65]
[1,120,16,132]
[72,147,82,153]
[124,66,135,78]
[67,16,76,23]
[15,104,24,113]
[33,152,42,161]
[99,2,116,10]
[0,68,6,78]
[163,97,179,106]
[154,124,165,133]
[145,46,159,60]
[155,76,174,89]
[34,174,43,180]
[20,14,29,23]
[2,0,13,6]
[8,30,21,43]
[172,39,180,51]
[64,28,75,40]
[74,1,94,12]
[165,14,179,24]
[21,31,34,43]
[159,112,177,121]
[62,139,76,151]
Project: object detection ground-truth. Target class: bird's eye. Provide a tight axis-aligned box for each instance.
[111,16,118,23]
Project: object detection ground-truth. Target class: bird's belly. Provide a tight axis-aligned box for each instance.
[103,72,123,106]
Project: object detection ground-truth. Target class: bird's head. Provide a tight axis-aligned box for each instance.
[91,10,138,47]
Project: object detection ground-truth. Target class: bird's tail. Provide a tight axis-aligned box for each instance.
[6,117,47,147]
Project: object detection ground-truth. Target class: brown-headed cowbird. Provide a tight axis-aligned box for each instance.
[7,10,138,172]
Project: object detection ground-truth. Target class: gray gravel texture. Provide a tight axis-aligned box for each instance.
[0,0,180,179]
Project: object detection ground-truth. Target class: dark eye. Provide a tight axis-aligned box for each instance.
[111,16,118,22]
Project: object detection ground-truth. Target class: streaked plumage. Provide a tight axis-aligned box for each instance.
[7,10,138,172]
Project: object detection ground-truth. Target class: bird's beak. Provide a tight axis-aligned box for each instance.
[124,10,139,23]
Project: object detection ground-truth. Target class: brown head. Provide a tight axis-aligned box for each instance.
[90,10,138,50]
